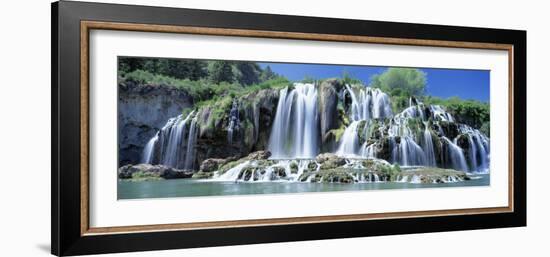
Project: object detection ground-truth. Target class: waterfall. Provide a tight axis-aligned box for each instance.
[467,135,478,172]
[141,132,158,163]
[458,125,490,173]
[394,137,426,166]
[138,83,490,177]
[268,83,319,159]
[227,99,240,144]
[361,143,377,158]
[422,125,436,166]
[430,105,454,122]
[336,121,361,156]
[473,133,489,172]
[345,84,393,120]
[337,85,392,156]
[212,161,252,181]
[388,105,426,166]
[160,112,194,168]
[184,116,198,170]
[442,137,469,172]
[140,111,198,169]
[212,160,317,182]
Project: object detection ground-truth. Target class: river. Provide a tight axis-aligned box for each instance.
[118,173,489,199]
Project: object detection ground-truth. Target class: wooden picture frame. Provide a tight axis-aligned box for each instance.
[52,1,526,255]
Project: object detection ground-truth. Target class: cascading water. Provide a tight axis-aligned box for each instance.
[393,137,426,166]
[138,80,490,181]
[160,112,194,168]
[443,137,469,172]
[431,105,454,122]
[457,125,490,173]
[384,98,490,171]
[184,116,198,170]
[268,83,319,159]
[337,121,361,156]
[212,161,252,181]
[141,132,158,163]
[422,125,436,167]
[227,99,240,144]
[337,85,393,156]
[387,105,427,166]
[140,111,198,169]
[361,143,377,158]
[211,159,319,182]
[346,84,393,121]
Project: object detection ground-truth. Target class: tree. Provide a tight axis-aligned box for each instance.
[186,60,207,80]
[119,57,208,81]
[235,62,261,85]
[118,57,144,73]
[370,68,427,97]
[424,96,490,130]
[260,65,277,81]
[208,61,234,84]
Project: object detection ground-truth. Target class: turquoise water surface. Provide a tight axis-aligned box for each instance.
[118,174,489,200]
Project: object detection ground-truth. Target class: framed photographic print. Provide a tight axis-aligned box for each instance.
[51,1,526,256]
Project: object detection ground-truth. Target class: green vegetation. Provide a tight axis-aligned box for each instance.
[208,60,234,84]
[368,68,489,130]
[119,57,281,86]
[121,69,290,106]
[424,96,490,131]
[379,163,401,180]
[371,68,427,97]
[202,96,233,131]
[120,58,489,133]
[369,68,427,113]
[119,57,207,80]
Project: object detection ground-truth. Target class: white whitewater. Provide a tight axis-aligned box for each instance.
[393,137,426,166]
[457,125,490,173]
[138,82,490,179]
[184,116,198,170]
[227,99,240,144]
[422,125,436,167]
[388,105,427,166]
[337,121,361,156]
[444,137,469,172]
[161,111,194,168]
[212,160,318,182]
[212,161,252,181]
[337,85,392,156]
[141,132,158,163]
[140,111,197,169]
[346,84,393,120]
[268,83,319,159]
[385,98,490,171]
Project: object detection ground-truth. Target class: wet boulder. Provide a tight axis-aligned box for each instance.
[199,158,227,173]
[246,150,272,160]
[316,153,346,169]
[319,79,343,141]
[118,164,193,180]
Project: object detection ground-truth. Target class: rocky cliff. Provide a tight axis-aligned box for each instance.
[193,88,280,168]
[120,79,362,170]
[118,81,194,166]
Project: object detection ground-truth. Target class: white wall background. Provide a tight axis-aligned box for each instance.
[0,0,546,256]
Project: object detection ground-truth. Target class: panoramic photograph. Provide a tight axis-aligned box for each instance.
[117,57,490,199]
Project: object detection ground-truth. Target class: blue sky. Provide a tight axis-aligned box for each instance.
[258,62,490,102]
